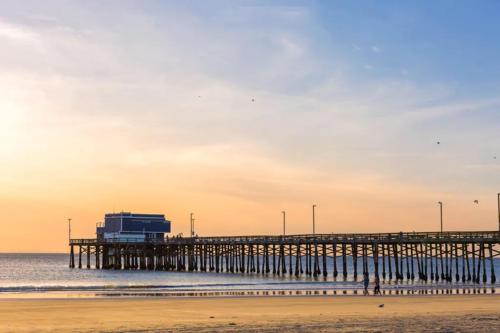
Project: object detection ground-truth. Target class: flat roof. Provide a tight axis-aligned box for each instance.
[105,212,166,218]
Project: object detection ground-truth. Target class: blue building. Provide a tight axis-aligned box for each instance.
[96,212,171,241]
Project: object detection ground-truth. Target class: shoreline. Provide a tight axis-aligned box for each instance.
[0,290,498,300]
[0,285,497,299]
[1,294,499,332]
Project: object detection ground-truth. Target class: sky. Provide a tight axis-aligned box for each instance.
[1,1,499,252]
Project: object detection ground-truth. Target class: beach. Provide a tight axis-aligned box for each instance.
[1,294,499,332]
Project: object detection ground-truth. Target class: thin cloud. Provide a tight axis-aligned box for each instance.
[0,20,38,42]
[351,43,361,51]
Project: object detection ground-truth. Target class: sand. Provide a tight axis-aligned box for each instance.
[0,295,499,332]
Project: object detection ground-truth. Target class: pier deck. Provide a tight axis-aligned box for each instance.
[69,231,500,284]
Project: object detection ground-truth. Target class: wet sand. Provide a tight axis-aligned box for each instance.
[0,294,499,332]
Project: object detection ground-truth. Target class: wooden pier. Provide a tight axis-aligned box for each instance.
[69,231,500,284]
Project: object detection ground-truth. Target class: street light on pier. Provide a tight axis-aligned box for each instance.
[190,213,195,238]
[68,218,72,242]
[438,201,443,232]
[312,204,316,235]
[282,211,286,236]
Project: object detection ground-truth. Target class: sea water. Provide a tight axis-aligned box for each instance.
[0,253,498,298]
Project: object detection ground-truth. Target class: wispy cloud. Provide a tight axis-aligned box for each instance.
[351,43,361,51]
[0,20,38,42]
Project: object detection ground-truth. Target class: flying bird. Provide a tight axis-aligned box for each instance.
[251,98,255,102]
[474,200,479,204]
[379,304,384,308]
[436,141,441,145]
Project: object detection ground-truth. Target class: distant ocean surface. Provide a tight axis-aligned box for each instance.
[1,253,498,298]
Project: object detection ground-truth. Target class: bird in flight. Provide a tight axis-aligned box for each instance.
[436,141,441,145]
[474,200,479,204]
[251,98,255,102]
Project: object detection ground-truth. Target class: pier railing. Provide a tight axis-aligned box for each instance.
[70,230,500,246]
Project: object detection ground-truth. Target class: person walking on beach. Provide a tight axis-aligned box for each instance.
[363,273,369,296]
[374,276,381,295]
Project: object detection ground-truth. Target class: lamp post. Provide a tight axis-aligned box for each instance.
[312,204,316,235]
[68,218,72,242]
[497,193,500,233]
[190,213,195,237]
[438,201,443,232]
[282,211,286,236]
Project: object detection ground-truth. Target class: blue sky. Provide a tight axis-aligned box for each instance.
[317,1,500,91]
[1,1,500,248]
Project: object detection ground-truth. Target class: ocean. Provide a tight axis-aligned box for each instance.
[1,253,498,298]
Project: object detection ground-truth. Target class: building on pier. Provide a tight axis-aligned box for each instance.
[96,212,171,242]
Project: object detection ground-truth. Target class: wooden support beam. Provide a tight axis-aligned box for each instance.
[78,245,82,269]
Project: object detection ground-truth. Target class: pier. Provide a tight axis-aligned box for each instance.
[69,231,500,284]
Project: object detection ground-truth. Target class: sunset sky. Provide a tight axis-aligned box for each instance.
[1,1,500,252]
